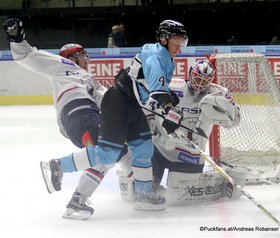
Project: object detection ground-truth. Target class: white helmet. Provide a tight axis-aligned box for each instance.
[189,60,215,93]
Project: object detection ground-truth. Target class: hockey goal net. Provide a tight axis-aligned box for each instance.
[208,53,280,184]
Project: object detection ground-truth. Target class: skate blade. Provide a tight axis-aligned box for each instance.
[62,208,92,220]
[134,202,166,211]
[40,161,55,194]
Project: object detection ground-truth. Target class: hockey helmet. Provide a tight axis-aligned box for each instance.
[156,20,188,46]
[59,43,88,59]
[189,60,215,93]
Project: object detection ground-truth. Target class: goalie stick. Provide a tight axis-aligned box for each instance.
[189,140,280,227]
[141,106,208,139]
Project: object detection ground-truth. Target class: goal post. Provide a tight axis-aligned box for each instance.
[208,53,280,183]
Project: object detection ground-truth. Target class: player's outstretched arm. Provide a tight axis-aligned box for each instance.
[3,17,35,61]
[3,17,63,77]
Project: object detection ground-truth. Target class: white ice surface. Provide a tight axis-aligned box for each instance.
[0,105,279,238]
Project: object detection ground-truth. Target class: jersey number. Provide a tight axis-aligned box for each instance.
[158,76,165,86]
[149,101,160,111]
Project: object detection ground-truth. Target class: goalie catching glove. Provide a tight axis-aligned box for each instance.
[3,18,25,43]
[162,107,183,134]
[199,92,240,128]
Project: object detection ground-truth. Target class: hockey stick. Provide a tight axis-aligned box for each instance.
[220,160,280,186]
[141,106,208,139]
[190,142,280,227]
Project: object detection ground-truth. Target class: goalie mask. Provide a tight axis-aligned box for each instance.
[59,43,89,60]
[156,20,188,47]
[189,60,215,93]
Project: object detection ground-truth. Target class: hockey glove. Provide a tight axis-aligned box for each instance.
[170,90,180,106]
[162,107,183,134]
[3,18,25,43]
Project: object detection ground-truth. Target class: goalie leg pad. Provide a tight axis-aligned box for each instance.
[223,169,246,199]
[117,167,134,202]
[166,171,226,205]
[117,148,133,177]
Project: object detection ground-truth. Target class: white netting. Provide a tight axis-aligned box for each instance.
[214,53,280,182]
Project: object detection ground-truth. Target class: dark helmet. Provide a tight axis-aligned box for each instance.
[156,20,187,40]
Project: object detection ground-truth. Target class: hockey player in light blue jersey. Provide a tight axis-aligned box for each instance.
[35,19,188,218]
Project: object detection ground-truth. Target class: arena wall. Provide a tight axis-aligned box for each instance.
[1,45,280,105]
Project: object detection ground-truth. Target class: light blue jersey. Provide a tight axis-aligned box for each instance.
[129,42,175,104]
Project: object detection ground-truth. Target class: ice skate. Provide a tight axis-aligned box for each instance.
[152,183,166,198]
[40,159,63,193]
[63,191,94,220]
[134,192,166,211]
